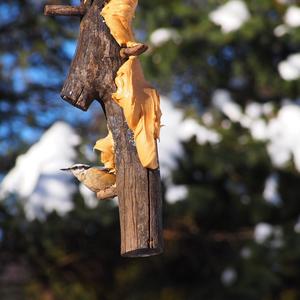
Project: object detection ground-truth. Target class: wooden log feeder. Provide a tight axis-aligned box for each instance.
[44,0,163,257]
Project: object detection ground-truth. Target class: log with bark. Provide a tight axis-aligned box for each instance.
[44,0,163,257]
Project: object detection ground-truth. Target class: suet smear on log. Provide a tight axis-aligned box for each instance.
[94,0,161,170]
[94,130,116,172]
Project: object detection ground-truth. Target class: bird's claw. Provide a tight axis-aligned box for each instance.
[96,185,117,200]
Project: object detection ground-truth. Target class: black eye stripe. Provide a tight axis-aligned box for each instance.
[72,165,90,170]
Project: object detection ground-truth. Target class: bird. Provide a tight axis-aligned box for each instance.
[60,164,116,194]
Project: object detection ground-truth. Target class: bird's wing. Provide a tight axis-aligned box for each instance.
[85,169,116,192]
[95,166,110,172]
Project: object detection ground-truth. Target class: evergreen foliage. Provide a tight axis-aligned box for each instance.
[1,0,300,299]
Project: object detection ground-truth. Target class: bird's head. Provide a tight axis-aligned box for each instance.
[61,164,91,180]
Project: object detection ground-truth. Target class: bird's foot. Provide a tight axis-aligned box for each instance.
[96,185,117,200]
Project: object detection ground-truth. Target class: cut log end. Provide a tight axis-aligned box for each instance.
[122,247,163,258]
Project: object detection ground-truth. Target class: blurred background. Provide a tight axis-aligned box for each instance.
[1,0,300,299]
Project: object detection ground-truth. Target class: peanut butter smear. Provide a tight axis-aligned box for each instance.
[94,131,116,173]
[101,0,138,47]
[100,0,162,169]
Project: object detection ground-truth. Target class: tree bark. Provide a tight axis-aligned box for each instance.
[45,0,163,257]
[105,100,163,257]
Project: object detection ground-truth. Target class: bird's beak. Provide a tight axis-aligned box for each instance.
[60,168,71,171]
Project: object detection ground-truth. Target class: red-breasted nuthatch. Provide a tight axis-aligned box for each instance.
[61,164,116,194]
